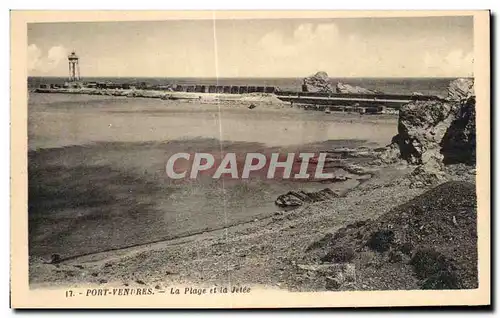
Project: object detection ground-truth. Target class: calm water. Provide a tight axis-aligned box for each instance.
[28,76,456,96]
[28,93,398,150]
[28,92,398,258]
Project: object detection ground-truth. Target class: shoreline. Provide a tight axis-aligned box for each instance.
[32,88,286,105]
[27,83,477,291]
[29,158,475,291]
[31,88,410,113]
[27,137,376,258]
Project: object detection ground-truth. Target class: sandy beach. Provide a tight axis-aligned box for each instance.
[27,91,476,291]
[28,92,398,278]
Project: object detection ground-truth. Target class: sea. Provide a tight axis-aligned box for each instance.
[28,76,459,97]
[32,76,452,258]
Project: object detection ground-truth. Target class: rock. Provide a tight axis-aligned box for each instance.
[248,104,257,109]
[302,71,336,93]
[368,159,383,166]
[50,254,62,264]
[379,78,475,186]
[396,99,456,165]
[409,161,447,188]
[329,147,357,154]
[275,188,338,208]
[329,147,375,159]
[321,247,355,263]
[336,82,380,94]
[318,175,349,183]
[378,142,401,164]
[342,164,377,175]
[447,78,474,101]
[440,96,476,164]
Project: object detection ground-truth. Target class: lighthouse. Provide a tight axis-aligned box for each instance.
[68,51,80,82]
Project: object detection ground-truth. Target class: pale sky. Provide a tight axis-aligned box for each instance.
[27,16,474,78]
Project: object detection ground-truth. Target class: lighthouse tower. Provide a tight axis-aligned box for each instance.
[68,51,80,82]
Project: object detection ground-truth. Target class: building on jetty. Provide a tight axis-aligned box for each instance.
[68,51,80,82]
[38,80,281,95]
[34,79,443,113]
[33,55,440,113]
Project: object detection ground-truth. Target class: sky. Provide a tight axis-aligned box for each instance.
[27,16,474,78]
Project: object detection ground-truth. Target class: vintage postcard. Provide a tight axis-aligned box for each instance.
[10,10,490,308]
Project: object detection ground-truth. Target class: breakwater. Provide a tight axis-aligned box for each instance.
[32,80,444,111]
[36,82,278,94]
[277,92,444,109]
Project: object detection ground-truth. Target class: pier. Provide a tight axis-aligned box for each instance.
[33,80,444,112]
[275,91,444,109]
[31,51,443,112]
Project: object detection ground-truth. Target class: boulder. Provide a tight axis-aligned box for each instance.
[336,82,380,94]
[302,71,336,93]
[275,188,339,208]
[378,140,401,164]
[379,78,475,186]
[396,99,456,165]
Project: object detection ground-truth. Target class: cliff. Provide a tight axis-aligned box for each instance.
[380,78,476,187]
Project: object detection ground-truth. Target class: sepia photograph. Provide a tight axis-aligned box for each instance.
[10,10,490,308]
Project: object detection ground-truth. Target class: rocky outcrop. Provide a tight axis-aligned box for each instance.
[380,78,475,187]
[336,82,380,94]
[301,72,382,94]
[447,78,475,101]
[396,99,456,165]
[440,95,476,164]
[302,72,336,93]
[275,188,339,208]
